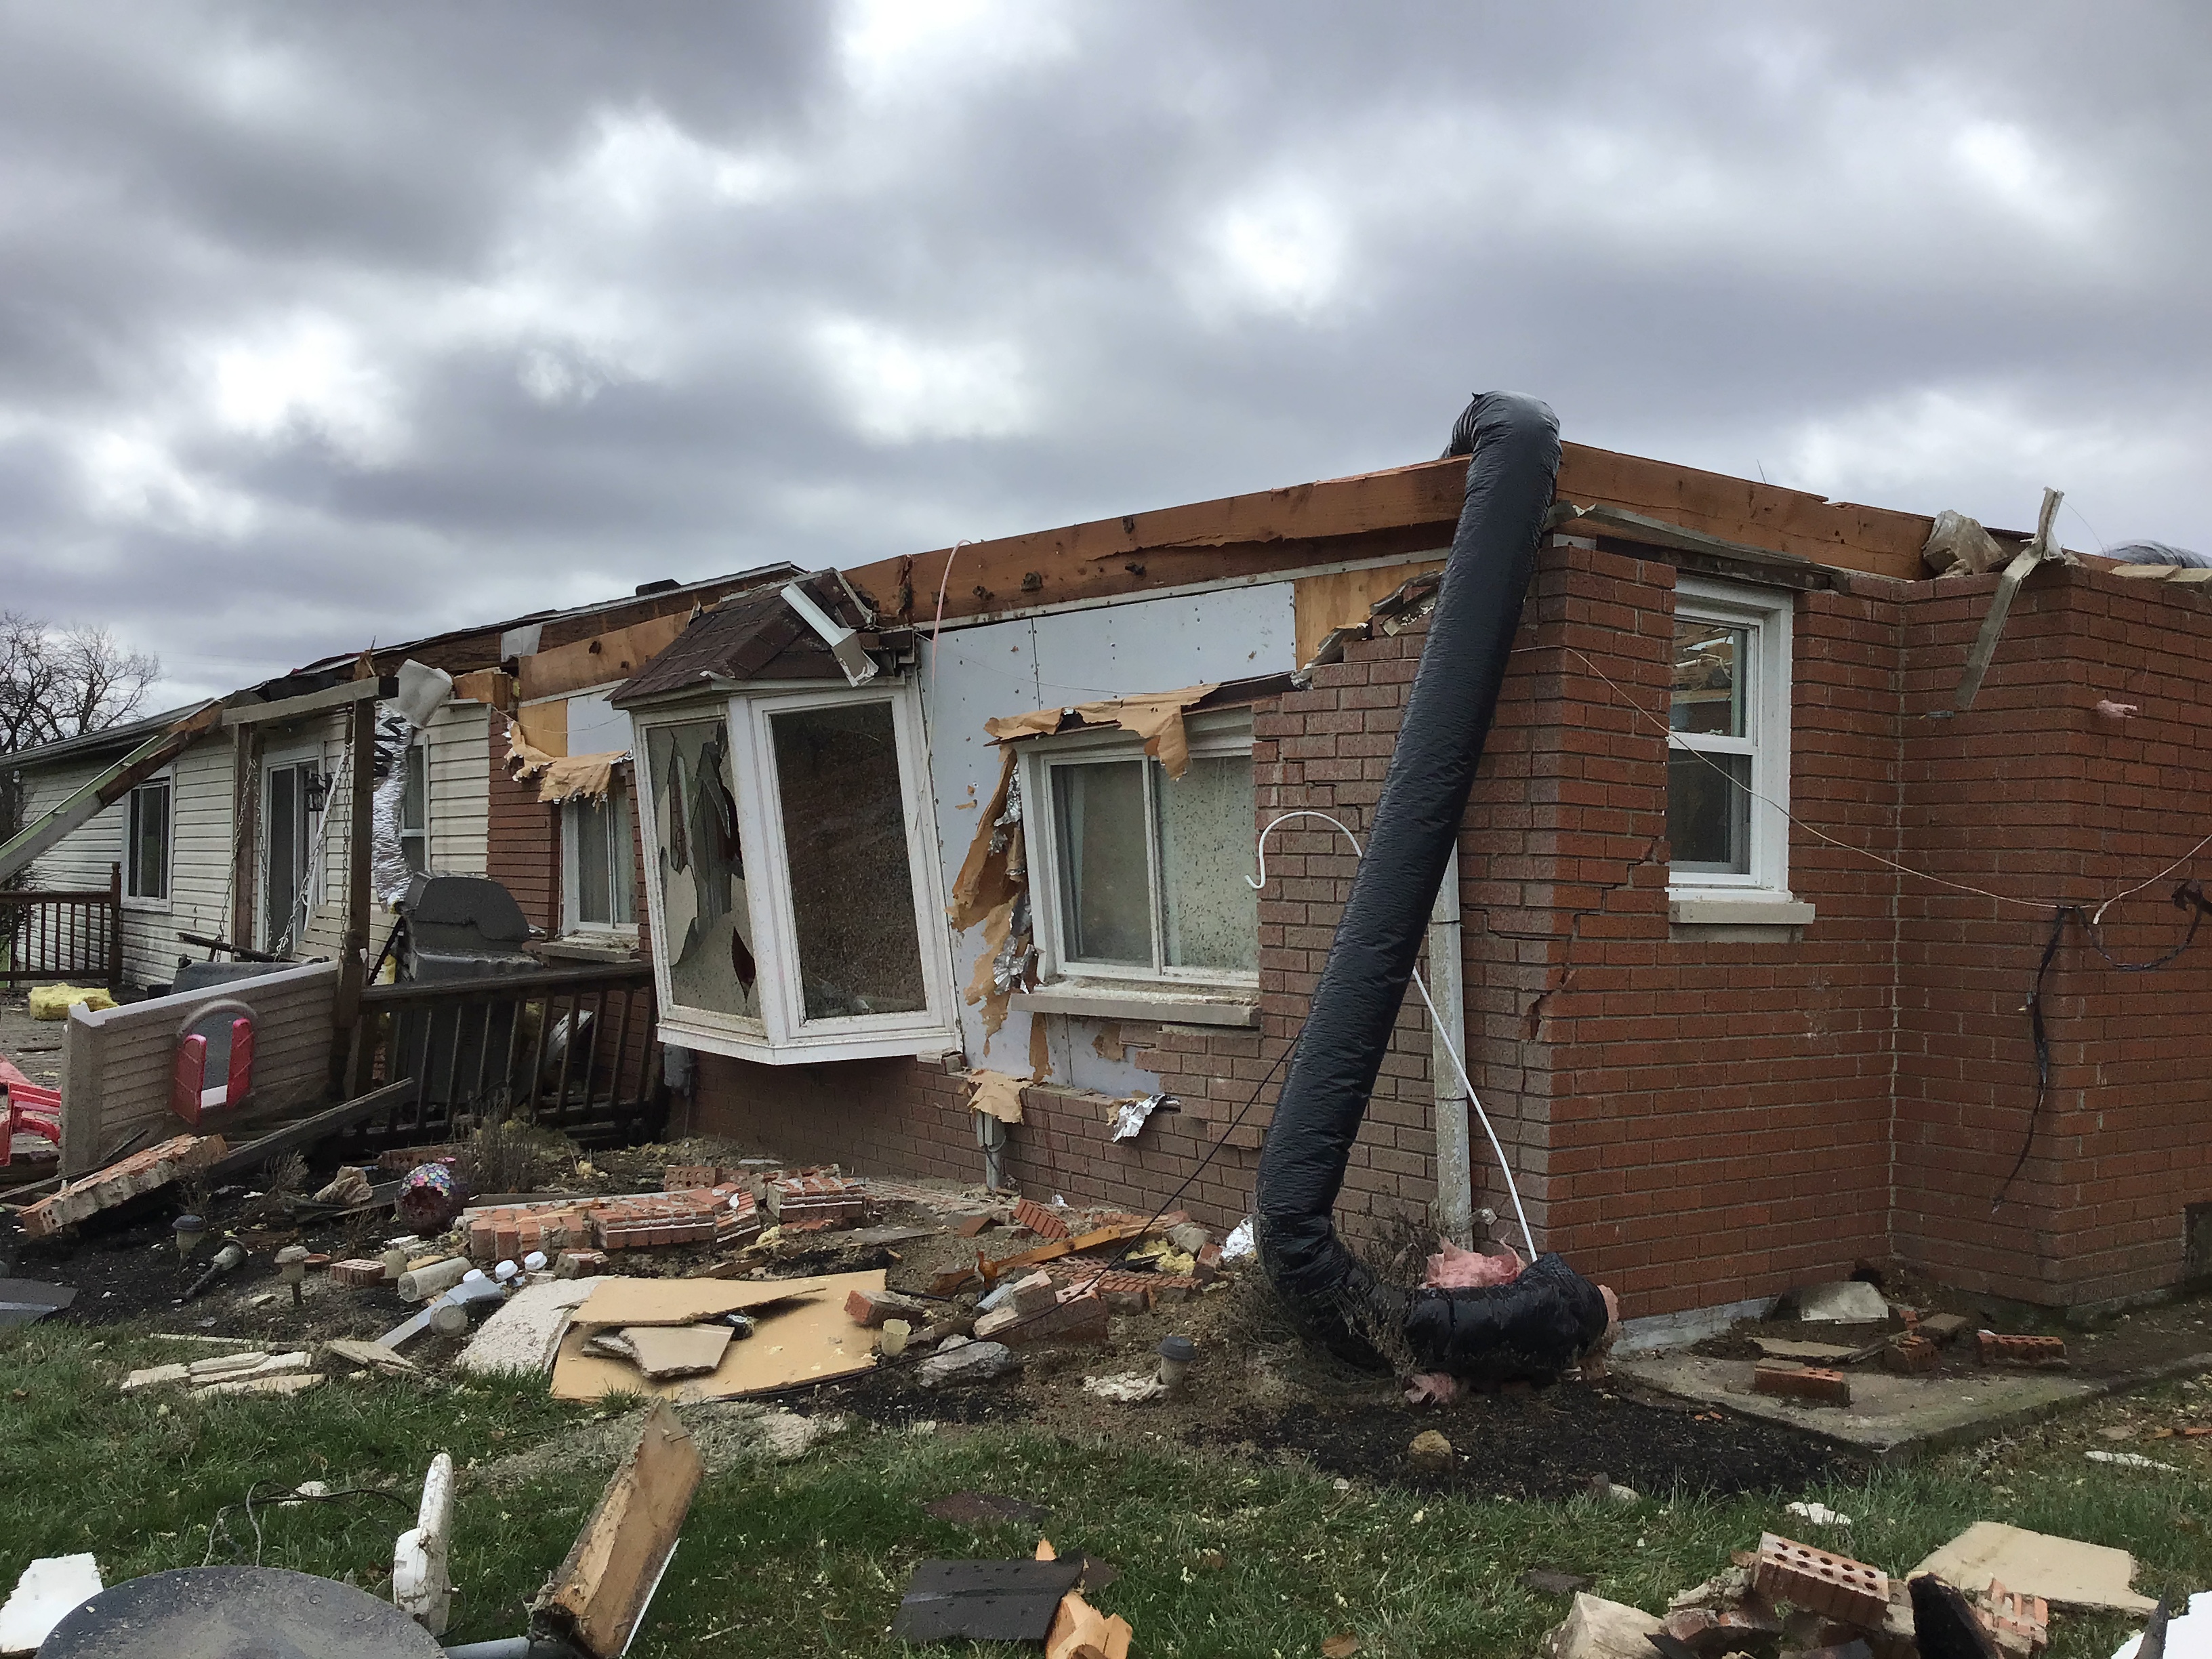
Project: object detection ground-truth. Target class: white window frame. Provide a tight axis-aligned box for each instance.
[399,741,430,874]
[560,775,638,937]
[1666,576,1808,924]
[631,677,959,1065]
[1018,708,1260,996]
[259,743,327,954]
[123,771,173,911]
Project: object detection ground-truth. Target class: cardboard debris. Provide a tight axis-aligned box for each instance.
[620,1324,735,1380]
[570,1275,828,1328]
[1542,1593,1666,1659]
[552,1269,883,1402]
[1912,1523,2156,1616]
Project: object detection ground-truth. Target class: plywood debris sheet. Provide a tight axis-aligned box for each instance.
[1912,1523,2156,1616]
[551,1269,883,1402]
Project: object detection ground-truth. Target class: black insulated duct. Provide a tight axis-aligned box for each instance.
[1255,391,1610,1382]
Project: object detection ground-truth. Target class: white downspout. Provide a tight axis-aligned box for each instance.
[1428,842,1474,1247]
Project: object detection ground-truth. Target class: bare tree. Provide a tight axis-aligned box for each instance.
[0,611,162,754]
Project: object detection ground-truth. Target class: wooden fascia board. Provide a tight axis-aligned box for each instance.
[842,443,1933,630]
[221,676,395,729]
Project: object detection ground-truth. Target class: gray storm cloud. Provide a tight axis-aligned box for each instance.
[1,0,2206,701]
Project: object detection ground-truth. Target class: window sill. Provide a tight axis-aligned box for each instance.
[533,935,640,964]
[121,896,171,915]
[656,1008,962,1067]
[1667,893,1814,942]
[1012,981,1261,1029]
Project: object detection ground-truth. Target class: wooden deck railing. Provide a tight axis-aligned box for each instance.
[0,864,122,990]
[331,961,665,1155]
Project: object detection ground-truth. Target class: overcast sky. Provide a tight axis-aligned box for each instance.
[3,1,2206,706]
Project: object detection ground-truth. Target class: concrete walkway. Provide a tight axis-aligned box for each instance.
[1618,1349,2108,1461]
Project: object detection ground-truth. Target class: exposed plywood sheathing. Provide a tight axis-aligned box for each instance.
[516,613,694,705]
[1295,562,1445,667]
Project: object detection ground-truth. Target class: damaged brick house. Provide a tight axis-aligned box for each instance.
[609,445,2212,1332]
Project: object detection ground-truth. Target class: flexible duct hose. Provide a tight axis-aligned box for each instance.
[1254,391,1610,1380]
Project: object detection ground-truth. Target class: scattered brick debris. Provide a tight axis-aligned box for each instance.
[1013,1197,1069,1240]
[1976,1332,2068,1369]
[1752,1363,1851,1406]
[766,1172,868,1225]
[329,1259,387,1288]
[662,1164,718,1191]
[1883,1335,1940,1374]
[1750,1534,1888,1626]
[1976,1579,2049,1658]
[18,1134,226,1239]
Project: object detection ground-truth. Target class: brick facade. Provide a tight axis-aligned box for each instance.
[689,538,2212,1319]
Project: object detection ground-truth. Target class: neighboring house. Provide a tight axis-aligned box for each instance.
[605,441,2212,1330]
[3,566,798,993]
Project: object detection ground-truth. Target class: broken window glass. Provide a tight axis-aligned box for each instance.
[1157,754,1257,970]
[769,701,927,1020]
[1667,616,1754,875]
[1051,759,1151,966]
[644,719,759,1021]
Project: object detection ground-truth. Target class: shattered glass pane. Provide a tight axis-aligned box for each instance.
[645,718,760,1022]
[769,700,927,1021]
[1051,758,1150,966]
[1668,750,1750,872]
[1156,754,1256,971]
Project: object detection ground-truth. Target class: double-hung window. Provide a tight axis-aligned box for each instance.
[125,776,171,905]
[631,679,956,1063]
[563,779,636,933]
[1666,576,1809,928]
[1019,710,1258,994]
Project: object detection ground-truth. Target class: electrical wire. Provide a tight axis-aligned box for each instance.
[1557,643,2212,918]
[201,1481,413,1567]
[1248,808,1539,1262]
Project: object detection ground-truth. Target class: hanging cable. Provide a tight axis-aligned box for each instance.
[1249,808,1538,1261]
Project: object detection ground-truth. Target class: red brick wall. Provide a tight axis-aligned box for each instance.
[487,720,556,933]
[1891,563,2212,1308]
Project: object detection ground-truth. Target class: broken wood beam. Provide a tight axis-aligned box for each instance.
[533,1399,702,1659]
[203,1080,417,1183]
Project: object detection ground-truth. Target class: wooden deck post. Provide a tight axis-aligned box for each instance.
[106,861,123,989]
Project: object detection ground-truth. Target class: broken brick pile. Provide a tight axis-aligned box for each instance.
[456,1176,842,1261]
[19,1134,226,1239]
[764,1172,867,1225]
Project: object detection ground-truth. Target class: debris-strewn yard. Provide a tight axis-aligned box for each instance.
[3,1315,2210,1657]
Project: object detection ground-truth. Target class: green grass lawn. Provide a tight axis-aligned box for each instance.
[2,1322,2207,1658]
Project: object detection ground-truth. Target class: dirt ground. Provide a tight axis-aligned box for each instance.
[9,1126,2209,1508]
[0,990,66,1092]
